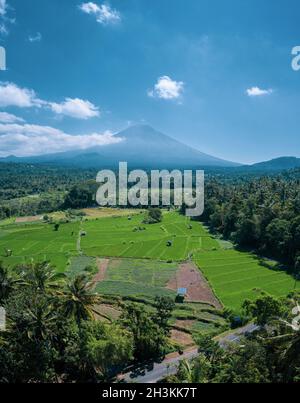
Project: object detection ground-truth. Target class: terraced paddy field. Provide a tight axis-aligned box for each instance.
[95,258,178,299]
[81,211,219,260]
[194,249,300,311]
[0,221,79,272]
[0,210,299,315]
[89,257,226,347]
[67,255,96,276]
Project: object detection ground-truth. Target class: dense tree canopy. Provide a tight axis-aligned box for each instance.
[0,262,174,382]
[200,170,300,270]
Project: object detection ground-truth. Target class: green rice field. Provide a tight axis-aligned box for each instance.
[96,258,178,299]
[194,249,299,310]
[0,210,299,311]
[80,211,218,260]
[0,221,79,272]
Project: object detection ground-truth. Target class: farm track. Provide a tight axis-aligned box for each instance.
[77,222,83,255]
[93,258,109,283]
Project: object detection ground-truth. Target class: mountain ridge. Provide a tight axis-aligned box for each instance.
[1,125,299,171]
[0,125,240,169]
[243,156,300,171]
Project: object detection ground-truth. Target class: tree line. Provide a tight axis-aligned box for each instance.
[0,163,96,202]
[201,171,300,272]
[0,262,174,383]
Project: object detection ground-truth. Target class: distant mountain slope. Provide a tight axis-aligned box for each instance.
[0,125,240,169]
[249,157,300,171]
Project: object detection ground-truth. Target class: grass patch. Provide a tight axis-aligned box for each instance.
[96,280,176,299]
[95,258,178,299]
[68,256,96,276]
[0,217,16,227]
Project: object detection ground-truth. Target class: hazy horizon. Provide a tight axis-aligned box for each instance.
[1,123,299,166]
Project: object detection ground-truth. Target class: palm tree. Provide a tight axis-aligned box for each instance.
[25,301,58,341]
[62,274,100,328]
[0,263,19,304]
[266,329,300,381]
[177,355,211,383]
[266,304,300,381]
[21,261,64,296]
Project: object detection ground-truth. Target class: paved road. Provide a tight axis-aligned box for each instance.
[217,323,260,348]
[121,349,199,384]
[120,323,260,384]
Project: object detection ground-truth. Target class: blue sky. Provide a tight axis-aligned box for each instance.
[0,0,300,163]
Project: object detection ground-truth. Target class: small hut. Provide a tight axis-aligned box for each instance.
[176,288,187,303]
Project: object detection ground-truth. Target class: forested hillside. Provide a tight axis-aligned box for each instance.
[201,169,300,270]
[0,163,96,219]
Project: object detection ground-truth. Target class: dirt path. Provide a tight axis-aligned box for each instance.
[167,261,222,309]
[93,258,110,283]
[76,235,81,254]
[76,223,83,255]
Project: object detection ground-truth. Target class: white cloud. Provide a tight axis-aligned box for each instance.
[79,2,121,25]
[148,76,184,100]
[28,32,42,42]
[246,87,273,97]
[0,0,7,35]
[49,98,100,119]
[0,1,14,36]
[0,23,7,35]
[0,112,24,123]
[0,82,100,120]
[0,82,43,108]
[0,122,123,157]
[0,0,7,16]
